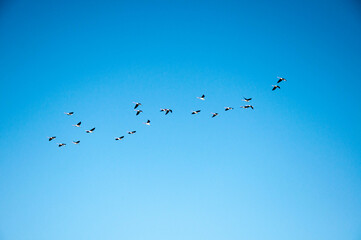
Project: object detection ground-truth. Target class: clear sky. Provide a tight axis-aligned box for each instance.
[0,0,361,239]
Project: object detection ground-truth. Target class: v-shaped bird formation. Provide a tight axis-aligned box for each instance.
[49,77,287,147]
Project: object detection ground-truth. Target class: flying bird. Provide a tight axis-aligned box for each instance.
[191,110,201,114]
[272,85,281,91]
[277,77,287,83]
[133,102,142,109]
[224,107,234,111]
[212,113,218,118]
[48,136,56,141]
[73,121,81,127]
[241,105,254,109]
[128,131,136,134]
[197,94,205,100]
[115,136,124,141]
[242,97,252,102]
[135,110,143,116]
[72,141,80,144]
[86,127,96,133]
[58,143,66,147]
[161,108,173,115]
[144,120,151,126]
[64,112,74,116]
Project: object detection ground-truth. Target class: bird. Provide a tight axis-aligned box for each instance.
[73,121,81,127]
[64,112,74,116]
[212,113,218,118]
[192,110,201,114]
[224,107,234,111]
[144,120,151,126]
[128,131,136,134]
[272,85,281,91]
[86,127,96,133]
[277,77,287,83]
[133,102,142,109]
[197,94,205,100]
[135,110,143,116]
[115,136,124,141]
[243,97,252,102]
[161,108,173,115]
[72,141,80,144]
[58,143,66,147]
[48,136,56,141]
[241,105,254,109]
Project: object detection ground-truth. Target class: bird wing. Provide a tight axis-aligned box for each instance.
[90,128,95,131]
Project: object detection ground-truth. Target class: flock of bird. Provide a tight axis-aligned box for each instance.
[48,77,287,147]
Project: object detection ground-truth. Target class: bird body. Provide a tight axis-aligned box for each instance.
[144,120,151,126]
[115,136,124,140]
[241,105,254,109]
[277,77,287,83]
[58,143,66,147]
[272,85,281,91]
[161,108,173,115]
[135,110,143,116]
[86,127,96,133]
[64,112,74,116]
[128,131,136,134]
[212,113,218,118]
[197,94,205,100]
[48,136,56,141]
[192,110,201,114]
[224,107,233,111]
[72,141,80,144]
[73,121,81,127]
[133,102,142,109]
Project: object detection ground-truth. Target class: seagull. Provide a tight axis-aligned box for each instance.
[144,120,151,126]
[58,143,66,147]
[72,141,80,144]
[128,131,136,134]
[115,136,124,141]
[161,108,173,115]
[135,110,143,116]
[192,110,201,114]
[64,112,74,116]
[224,107,234,111]
[243,97,252,102]
[272,85,281,91]
[197,94,205,100]
[241,105,254,109]
[73,121,81,127]
[86,127,96,133]
[212,113,218,118]
[48,136,56,141]
[277,77,287,83]
[133,102,142,109]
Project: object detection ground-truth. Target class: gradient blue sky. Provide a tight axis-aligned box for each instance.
[1,0,361,239]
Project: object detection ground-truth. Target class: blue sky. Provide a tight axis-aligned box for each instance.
[0,0,361,239]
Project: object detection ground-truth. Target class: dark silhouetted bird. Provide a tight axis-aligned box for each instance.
[144,120,151,126]
[192,110,201,114]
[64,112,74,116]
[277,77,287,83]
[212,113,218,118]
[161,108,173,115]
[241,105,254,109]
[86,127,96,133]
[135,110,143,116]
[73,121,81,127]
[72,141,80,144]
[272,85,281,91]
[243,97,252,102]
[133,102,142,109]
[128,131,136,134]
[197,94,205,100]
[224,107,233,111]
[58,143,66,147]
[48,136,56,141]
[115,136,124,140]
